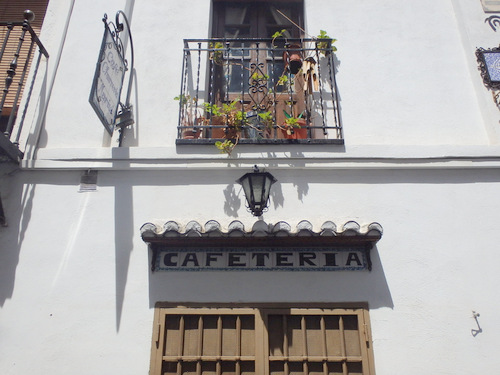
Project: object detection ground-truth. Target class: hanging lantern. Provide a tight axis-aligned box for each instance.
[237,166,277,216]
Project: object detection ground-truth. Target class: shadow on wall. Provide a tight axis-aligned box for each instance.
[0,167,36,307]
[147,246,393,309]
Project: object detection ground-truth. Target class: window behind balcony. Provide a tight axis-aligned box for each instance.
[211,1,303,101]
[177,1,343,145]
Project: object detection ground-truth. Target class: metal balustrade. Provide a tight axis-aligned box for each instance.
[0,12,48,162]
[176,38,343,146]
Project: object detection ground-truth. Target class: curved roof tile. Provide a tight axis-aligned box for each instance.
[141,220,383,246]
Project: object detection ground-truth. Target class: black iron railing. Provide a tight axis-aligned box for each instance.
[0,14,48,162]
[176,38,343,146]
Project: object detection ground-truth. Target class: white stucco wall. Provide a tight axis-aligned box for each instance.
[23,0,500,153]
[2,0,500,374]
[1,168,500,374]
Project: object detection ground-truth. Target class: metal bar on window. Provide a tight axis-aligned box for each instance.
[315,44,327,136]
[194,43,202,131]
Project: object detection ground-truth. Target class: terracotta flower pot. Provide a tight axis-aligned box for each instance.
[182,128,201,139]
[281,118,308,139]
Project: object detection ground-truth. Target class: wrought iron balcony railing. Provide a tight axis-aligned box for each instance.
[0,13,48,162]
[176,38,343,147]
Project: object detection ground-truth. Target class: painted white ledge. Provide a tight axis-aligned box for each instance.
[23,144,500,170]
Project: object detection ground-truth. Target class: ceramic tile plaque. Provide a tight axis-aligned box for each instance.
[481,0,500,12]
[483,52,500,81]
[476,47,500,89]
[152,247,370,271]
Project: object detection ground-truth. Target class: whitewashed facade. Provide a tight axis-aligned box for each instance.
[1,0,500,374]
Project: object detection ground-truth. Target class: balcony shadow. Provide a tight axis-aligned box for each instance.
[147,244,393,310]
[0,166,35,307]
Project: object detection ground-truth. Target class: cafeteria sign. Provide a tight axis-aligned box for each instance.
[89,17,126,134]
[151,247,370,272]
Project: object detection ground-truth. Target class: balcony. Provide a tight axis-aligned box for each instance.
[0,14,48,163]
[176,38,343,147]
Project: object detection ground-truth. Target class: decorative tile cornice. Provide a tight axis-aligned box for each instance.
[140,220,383,247]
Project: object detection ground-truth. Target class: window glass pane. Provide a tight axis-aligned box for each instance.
[225,6,249,25]
[225,62,250,93]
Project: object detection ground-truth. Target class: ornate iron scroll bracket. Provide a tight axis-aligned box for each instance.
[112,11,135,146]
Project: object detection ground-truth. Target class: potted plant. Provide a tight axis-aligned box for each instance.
[279,110,308,139]
[174,94,202,139]
[202,99,250,155]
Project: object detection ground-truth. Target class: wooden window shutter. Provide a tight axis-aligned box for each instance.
[150,304,376,375]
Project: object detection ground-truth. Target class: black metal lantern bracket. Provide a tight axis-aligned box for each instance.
[236,165,277,217]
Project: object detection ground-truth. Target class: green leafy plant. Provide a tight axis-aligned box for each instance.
[251,72,270,81]
[215,139,236,155]
[316,30,336,55]
[281,110,304,136]
[257,111,274,129]
[210,42,224,64]
[271,29,287,47]
[202,99,251,155]
[203,102,224,118]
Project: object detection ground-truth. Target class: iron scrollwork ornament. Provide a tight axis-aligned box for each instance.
[485,15,500,32]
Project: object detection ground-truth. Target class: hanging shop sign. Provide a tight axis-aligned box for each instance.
[141,220,383,272]
[89,17,126,134]
[151,247,370,272]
